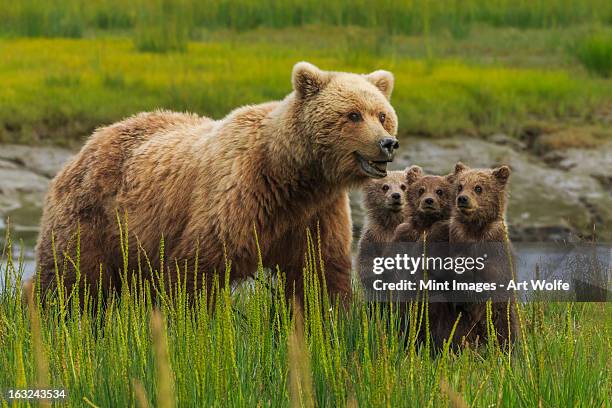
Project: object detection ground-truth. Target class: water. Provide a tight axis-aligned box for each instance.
[2,222,609,302]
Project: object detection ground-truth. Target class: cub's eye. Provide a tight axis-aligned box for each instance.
[436,189,443,196]
[382,184,389,192]
[418,187,425,196]
[458,185,463,192]
[378,112,386,124]
[348,112,362,122]
[474,185,483,194]
[400,184,406,191]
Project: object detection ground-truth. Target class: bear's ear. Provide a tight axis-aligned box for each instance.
[444,172,457,184]
[405,165,423,185]
[364,70,394,100]
[492,165,511,184]
[454,162,469,175]
[292,62,329,99]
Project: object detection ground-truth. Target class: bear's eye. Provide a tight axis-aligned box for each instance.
[418,187,425,196]
[348,112,362,123]
[400,184,406,191]
[436,189,444,196]
[378,112,386,124]
[474,185,483,194]
[382,184,389,192]
[458,184,463,192]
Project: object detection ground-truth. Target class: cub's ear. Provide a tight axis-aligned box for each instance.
[405,165,423,185]
[292,62,329,98]
[492,165,511,184]
[444,172,457,184]
[454,162,469,175]
[364,70,394,100]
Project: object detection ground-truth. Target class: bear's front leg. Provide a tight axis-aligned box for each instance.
[310,193,353,303]
[268,192,353,306]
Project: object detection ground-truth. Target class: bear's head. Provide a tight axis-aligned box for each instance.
[291,62,399,184]
[452,162,511,224]
[362,170,407,224]
[404,165,455,227]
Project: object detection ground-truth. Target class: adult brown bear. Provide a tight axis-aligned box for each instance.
[35,62,399,303]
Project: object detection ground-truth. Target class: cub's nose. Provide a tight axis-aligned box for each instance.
[391,192,401,200]
[379,137,399,156]
[457,195,469,206]
[424,197,434,205]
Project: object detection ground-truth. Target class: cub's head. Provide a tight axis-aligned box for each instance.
[404,166,455,226]
[291,62,399,184]
[362,170,407,224]
[452,162,511,223]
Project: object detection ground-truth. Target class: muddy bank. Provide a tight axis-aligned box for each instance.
[1,136,610,268]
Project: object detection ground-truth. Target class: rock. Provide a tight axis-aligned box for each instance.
[554,142,612,191]
[0,159,19,170]
[0,167,49,195]
[0,146,64,232]
[0,144,73,178]
[488,133,526,150]
[0,166,49,230]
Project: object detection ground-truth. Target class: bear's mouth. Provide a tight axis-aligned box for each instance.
[355,152,390,178]
[388,201,403,211]
[457,205,476,214]
[419,205,439,213]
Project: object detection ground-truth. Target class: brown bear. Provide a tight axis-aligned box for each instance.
[430,162,518,349]
[356,170,408,280]
[392,165,455,243]
[35,62,400,303]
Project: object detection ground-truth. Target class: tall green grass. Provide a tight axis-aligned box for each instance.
[0,0,84,38]
[0,228,610,406]
[1,0,611,38]
[134,0,192,53]
[573,33,612,78]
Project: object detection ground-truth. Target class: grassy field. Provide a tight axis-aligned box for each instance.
[2,0,612,38]
[0,233,610,407]
[1,26,612,147]
[1,1,611,146]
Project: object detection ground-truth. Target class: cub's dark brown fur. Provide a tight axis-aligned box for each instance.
[392,166,454,243]
[430,162,518,349]
[356,170,407,279]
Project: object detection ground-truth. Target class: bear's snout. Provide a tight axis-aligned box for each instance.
[379,137,399,157]
[457,195,469,206]
[391,192,401,201]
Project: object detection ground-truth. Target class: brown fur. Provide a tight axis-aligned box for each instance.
[392,166,455,243]
[429,162,518,349]
[35,62,399,304]
[449,162,511,242]
[356,170,407,278]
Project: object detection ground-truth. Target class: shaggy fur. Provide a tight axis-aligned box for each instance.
[430,162,518,349]
[392,165,455,243]
[356,170,407,278]
[35,62,399,302]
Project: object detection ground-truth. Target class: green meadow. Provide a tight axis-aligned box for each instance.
[1,232,610,407]
[1,1,612,146]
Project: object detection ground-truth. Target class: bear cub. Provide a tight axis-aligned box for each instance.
[392,165,455,243]
[356,170,407,280]
[434,162,518,349]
